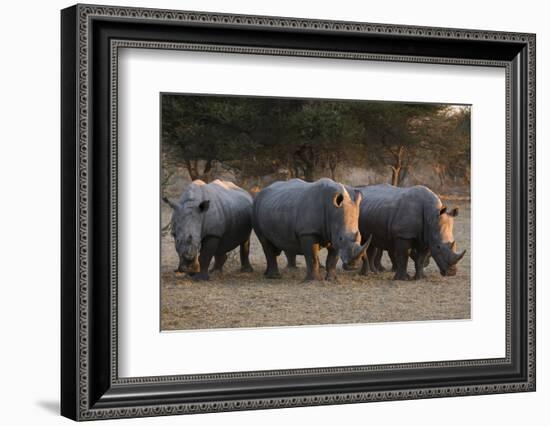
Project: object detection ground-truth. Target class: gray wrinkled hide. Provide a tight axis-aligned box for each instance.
[253,178,366,281]
[355,184,465,280]
[166,179,253,280]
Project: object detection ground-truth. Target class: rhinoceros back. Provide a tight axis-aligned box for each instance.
[356,184,442,247]
[196,179,253,248]
[253,178,340,252]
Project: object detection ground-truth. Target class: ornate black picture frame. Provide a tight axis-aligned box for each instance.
[61,4,536,421]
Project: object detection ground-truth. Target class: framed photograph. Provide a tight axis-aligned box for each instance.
[61,4,536,421]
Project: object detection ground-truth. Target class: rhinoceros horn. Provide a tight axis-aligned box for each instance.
[351,234,372,260]
[452,249,466,265]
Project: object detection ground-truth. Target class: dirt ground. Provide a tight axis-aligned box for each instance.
[160,201,471,330]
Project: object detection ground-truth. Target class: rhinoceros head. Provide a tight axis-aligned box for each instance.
[430,206,466,276]
[329,188,370,264]
[163,194,210,273]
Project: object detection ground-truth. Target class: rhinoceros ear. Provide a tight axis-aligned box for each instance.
[449,207,459,217]
[439,206,447,215]
[162,196,179,210]
[199,200,210,212]
[333,192,344,208]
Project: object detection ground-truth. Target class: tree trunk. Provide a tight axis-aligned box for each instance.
[303,163,315,182]
[184,159,214,182]
[433,163,446,188]
[295,144,317,182]
[328,154,338,180]
[184,159,199,181]
[202,159,213,183]
[390,165,401,186]
[390,146,405,186]
[286,156,297,179]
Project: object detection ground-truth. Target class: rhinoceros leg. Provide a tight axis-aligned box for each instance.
[239,239,254,273]
[367,245,378,273]
[374,249,386,272]
[388,250,398,272]
[193,237,219,281]
[325,246,339,281]
[300,235,323,281]
[257,235,281,279]
[393,239,412,281]
[210,253,227,273]
[413,248,430,280]
[285,251,298,269]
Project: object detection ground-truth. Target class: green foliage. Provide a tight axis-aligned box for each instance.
[161,94,470,187]
[350,102,441,182]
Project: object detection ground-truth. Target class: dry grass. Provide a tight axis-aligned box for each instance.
[160,202,471,330]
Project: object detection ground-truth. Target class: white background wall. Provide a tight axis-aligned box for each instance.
[0,0,546,424]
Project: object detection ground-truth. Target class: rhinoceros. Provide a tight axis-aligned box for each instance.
[163,179,253,281]
[352,184,465,280]
[252,178,370,281]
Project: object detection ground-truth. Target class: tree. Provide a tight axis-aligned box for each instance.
[161,95,470,192]
[284,101,362,181]
[353,102,445,186]
[415,106,471,188]
[162,95,305,183]
[162,95,223,181]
